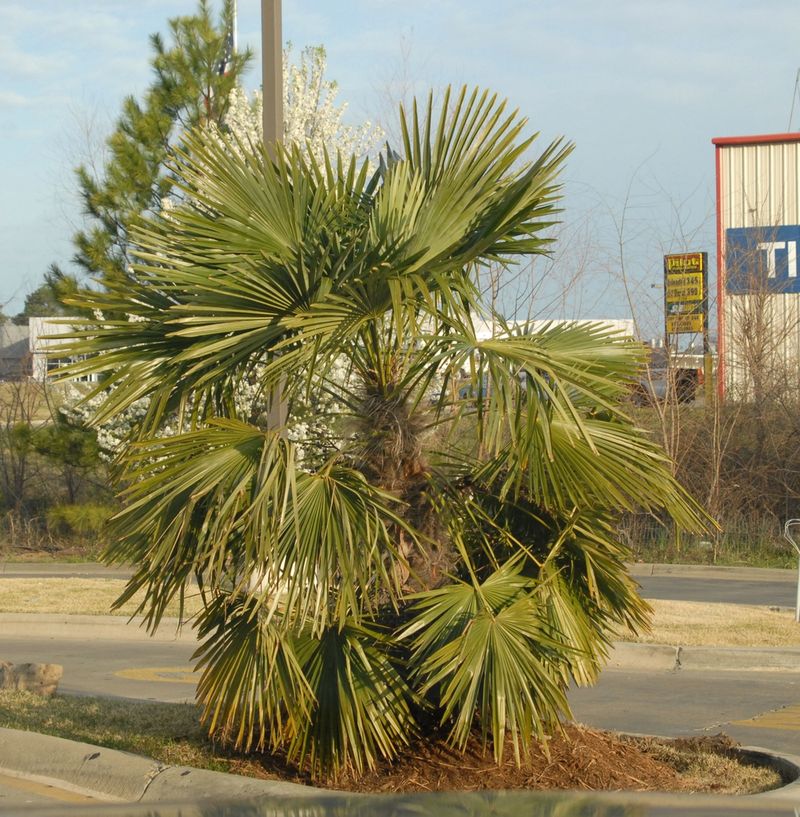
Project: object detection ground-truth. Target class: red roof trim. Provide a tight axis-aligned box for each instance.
[714,144,725,401]
[712,132,800,147]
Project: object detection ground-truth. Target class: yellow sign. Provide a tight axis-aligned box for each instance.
[664,252,707,336]
[666,272,704,303]
[666,252,705,273]
[666,314,704,334]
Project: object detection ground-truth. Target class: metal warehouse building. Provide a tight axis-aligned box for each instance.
[715,132,800,399]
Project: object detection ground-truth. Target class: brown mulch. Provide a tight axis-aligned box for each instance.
[317,727,773,794]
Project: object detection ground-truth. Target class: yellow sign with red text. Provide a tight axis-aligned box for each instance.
[664,253,707,336]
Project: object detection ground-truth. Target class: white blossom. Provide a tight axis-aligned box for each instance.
[213,45,383,166]
[65,48,382,468]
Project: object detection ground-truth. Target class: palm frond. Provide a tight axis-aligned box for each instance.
[291,621,417,775]
[193,595,313,754]
[108,419,410,634]
[401,562,570,764]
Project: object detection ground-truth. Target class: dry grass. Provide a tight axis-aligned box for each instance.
[623,599,800,648]
[0,578,202,619]
[630,736,783,795]
[2,582,799,648]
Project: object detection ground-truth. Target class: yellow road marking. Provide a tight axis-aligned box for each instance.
[0,772,101,803]
[732,703,800,731]
[114,666,200,684]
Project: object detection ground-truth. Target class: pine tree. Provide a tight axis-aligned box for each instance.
[73,0,252,286]
[14,264,81,324]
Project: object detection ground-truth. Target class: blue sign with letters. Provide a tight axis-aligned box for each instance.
[726,226,800,294]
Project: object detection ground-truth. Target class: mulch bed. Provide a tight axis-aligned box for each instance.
[245,727,770,794]
[334,725,687,793]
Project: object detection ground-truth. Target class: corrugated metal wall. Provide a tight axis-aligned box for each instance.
[717,137,800,398]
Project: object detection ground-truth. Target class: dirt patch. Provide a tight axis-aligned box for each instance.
[296,727,783,794]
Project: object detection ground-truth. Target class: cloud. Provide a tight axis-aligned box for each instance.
[0,91,29,107]
[0,33,62,80]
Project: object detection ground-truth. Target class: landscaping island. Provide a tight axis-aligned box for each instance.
[0,691,783,796]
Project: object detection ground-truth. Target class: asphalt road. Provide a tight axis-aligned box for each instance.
[570,667,800,756]
[0,633,198,703]
[3,562,798,607]
[3,628,799,764]
[635,575,797,607]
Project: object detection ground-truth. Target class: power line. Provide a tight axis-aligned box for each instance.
[788,68,800,131]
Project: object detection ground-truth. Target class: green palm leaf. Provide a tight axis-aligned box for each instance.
[108,421,409,633]
[291,621,417,775]
[401,562,570,764]
[193,595,312,754]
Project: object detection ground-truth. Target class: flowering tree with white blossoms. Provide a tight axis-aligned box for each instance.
[221,44,383,163]
[64,45,382,462]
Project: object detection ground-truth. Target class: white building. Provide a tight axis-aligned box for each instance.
[29,317,96,382]
[714,131,800,399]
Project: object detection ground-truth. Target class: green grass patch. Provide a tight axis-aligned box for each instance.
[0,691,215,769]
[0,691,308,782]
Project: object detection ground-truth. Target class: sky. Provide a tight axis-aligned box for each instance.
[3,0,800,335]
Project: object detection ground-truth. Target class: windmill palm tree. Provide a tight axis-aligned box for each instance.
[59,87,706,776]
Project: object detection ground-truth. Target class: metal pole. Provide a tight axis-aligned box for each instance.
[702,252,713,408]
[783,519,800,622]
[794,540,799,624]
[261,0,283,156]
[261,0,286,429]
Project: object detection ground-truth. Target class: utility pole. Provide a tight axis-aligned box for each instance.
[261,0,283,155]
[261,0,286,428]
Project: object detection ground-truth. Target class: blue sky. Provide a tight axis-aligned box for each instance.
[3,0,800,332]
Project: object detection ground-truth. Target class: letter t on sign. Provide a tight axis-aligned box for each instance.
[757,241,798,278]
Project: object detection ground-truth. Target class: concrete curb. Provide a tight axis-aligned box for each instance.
[608,642,800,673]
[740,746,800,802]
[677,645,800,672]
[627,562,796,582]
[0,727,328,804]
[607,643,679,671]
[0,727,798,806]
[141,766,331,803]
[0,727,165,802]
